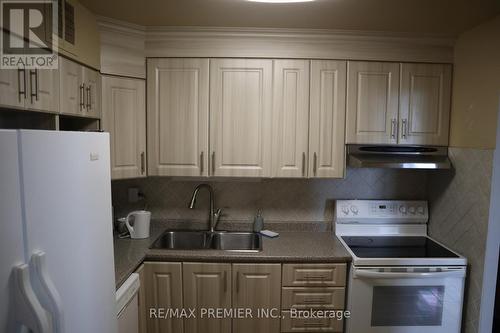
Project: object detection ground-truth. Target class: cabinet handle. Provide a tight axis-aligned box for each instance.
[211,152,215,175]
[223,271,227,293]
[402,119,408,139]
[29,70,36,103]
[391,119,397,139]
[86,86,91,110]
[18,68,26,101]
[302,152,306,177]
[313,152,317,176]
[140,152,145,174]
[236,272,240,293]
[200,152,204,174]
[79,84,85,111]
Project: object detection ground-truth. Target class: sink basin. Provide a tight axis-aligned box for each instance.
[150,231,262,252]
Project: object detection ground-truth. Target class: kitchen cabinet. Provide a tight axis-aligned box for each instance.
[136,264,148,333]
[346,61,452,146]
[183,263,232,333]
[399,63,452,146]
[309,60,347,178]
[60,57,101,118]
[232,264,281,333]
[272,60,310,178]
[147,58,209,177]
[346,61,400,145]
[0,67,59,113]
[210,58,273,177]
[143,262,183,333]
[101,76,146,179]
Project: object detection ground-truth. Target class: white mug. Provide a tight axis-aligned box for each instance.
[125,210,151,239]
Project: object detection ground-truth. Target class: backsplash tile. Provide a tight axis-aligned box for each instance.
[428,148,494,333]
[112,168,428,227]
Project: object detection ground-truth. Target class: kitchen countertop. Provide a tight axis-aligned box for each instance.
[114,222,351,289]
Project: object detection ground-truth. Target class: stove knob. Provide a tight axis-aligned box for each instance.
[350,205,359,215]
[399,205,407,215]
[341,206,349,215]
[417,206,425,215]
[408,206,416,215]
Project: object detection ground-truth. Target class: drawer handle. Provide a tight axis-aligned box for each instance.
[303,322,325,327]
[302,298,327,304]
[303,275,327,280]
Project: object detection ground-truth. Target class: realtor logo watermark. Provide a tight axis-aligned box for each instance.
[1,0,58,69]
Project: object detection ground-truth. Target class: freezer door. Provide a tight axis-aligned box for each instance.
[18,130,117,333]
[0,130,27,331]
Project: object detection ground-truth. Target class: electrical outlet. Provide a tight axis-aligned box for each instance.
[128,187,141,203]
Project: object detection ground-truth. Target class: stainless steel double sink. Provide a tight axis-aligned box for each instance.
[150,230,262,252]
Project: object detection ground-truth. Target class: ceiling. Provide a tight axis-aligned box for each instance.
[79,0,500,37]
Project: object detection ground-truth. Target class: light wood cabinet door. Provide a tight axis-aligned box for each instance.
[59,57,83,115]
[346,61,400,144]
[210,58,273,177]
[102,76,146,179]
[0,68,25,109]
[309,60,347,178]
[147,58,209,176]
[232,264,281,333]
[83,67,101,118]
[272,60,310,178]
[399,63,451,146]
[183,263,232,333]
[135,264,148,333]
[144,262,183,333]
[27,68,59,113]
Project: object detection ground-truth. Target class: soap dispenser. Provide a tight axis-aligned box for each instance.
[253,209,264,232]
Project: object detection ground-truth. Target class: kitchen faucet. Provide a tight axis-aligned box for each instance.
[188,184,222,233]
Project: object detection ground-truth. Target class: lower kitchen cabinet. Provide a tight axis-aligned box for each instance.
[143,262,184,333]
[183,263,232,333]
[136,264,148,333]
[232,264,281,333]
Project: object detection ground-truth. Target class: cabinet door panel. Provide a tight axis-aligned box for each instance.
[144,262,183,333]
[272,60,310,178]
[399,63,451,145]
[27,68,59,113]
[346,61,399,144]
[59,57,82,115]
[183,263,231,333]
[83,67,101,118]
[309,60,347,178]
[210,58,273,177]
[102,76,146,179]
[147,58,209,176]
[233,264,281,333]
[0,68,25,109]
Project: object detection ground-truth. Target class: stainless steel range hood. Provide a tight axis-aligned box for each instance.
[347,145,452,169]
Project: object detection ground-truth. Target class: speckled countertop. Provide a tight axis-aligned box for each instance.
[114,220,351,289]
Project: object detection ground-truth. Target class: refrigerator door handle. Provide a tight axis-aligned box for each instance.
[12,264,51,333]
[30,251,64,333]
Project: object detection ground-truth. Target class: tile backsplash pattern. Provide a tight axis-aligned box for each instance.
[112,168,428,227]
[428,148,494,333]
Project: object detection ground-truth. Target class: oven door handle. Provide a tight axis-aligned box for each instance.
[354,269,465,279]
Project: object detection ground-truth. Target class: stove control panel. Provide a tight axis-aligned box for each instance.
[335,200,428,224]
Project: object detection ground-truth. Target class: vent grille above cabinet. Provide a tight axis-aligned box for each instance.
[64,1,75,44]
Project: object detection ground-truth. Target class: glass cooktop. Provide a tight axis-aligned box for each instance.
[341,236,459,259]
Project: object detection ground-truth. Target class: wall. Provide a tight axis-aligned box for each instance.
[449,15,500,149]
[112,169,427,227]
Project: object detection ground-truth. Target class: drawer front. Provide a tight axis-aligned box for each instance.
[281,311,343,332]
[282,287,345,309]
[282,264,346,287]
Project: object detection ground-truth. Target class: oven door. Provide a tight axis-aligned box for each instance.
[346,266,466,333]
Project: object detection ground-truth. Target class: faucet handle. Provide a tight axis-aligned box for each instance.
[214,208,223,219]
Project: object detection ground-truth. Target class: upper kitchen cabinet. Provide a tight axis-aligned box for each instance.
[58,0,100,70]
[0,67,59,113]
[147,58,209,177]
[272,60,310,178]
[399,63,452,146]
[59,57,101,118]
[346,61,400,145]
[309,60,347,178]
[210,58,273,177]
[101,76,146,180]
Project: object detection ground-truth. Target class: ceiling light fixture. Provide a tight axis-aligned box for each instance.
[247,0,316,3]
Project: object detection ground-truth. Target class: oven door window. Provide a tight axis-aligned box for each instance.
[371,286,444,326]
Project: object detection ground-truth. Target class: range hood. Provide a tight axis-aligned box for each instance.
[347,145,452,169]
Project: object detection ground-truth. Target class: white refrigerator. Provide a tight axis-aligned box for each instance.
[0,130,117,333]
